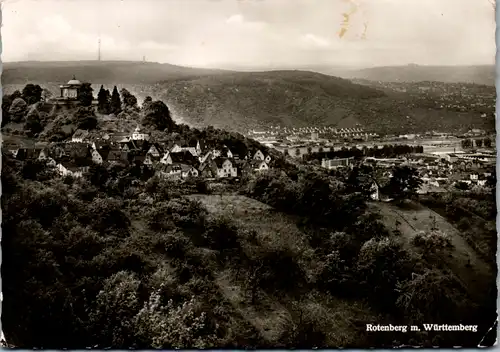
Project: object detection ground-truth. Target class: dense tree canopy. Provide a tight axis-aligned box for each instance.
[111,86,122,115]
[387,166,423,200]
[141,100,174,132]
[120,88,138,110]
[77,83,94,107]
[22,84,43,105]
[8,97,28,123]
[97,85,111,114]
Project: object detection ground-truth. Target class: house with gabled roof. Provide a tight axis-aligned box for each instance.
[130,154,146,165]
[199,151,213,164]
[72,129,90,143]
[131,125,150,141]
[199,159,218,178]
[155,163,183,180]
[250,159,269,172]
[213,157,237,178]
[92,140,110,151]
[110,132,131,143]
[106,149,129,166]
[369,177,394,202]
[180,164,199,178]
[169,150,198,166]
[56,161,89,178]
[91,149,104,164]
[143,153,160,167]
[179,140,199,157]
[221,145,233,159]
[253,149,265,161]
[146,143,163,158]
[38,148,51,160]
[160,151,172,165]
[170,143,183,153]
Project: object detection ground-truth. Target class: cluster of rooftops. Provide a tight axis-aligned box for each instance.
[9,126,274,180]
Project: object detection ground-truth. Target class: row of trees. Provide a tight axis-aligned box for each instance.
[461,138,492,149]
[300,144,424,161]
[96,86,138,115]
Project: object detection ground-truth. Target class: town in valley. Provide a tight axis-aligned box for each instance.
[1,0,497,349]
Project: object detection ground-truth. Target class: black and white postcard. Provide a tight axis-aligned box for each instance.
[0,0,497,348]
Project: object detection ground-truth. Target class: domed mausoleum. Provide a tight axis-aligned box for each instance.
[59,76,82,99]
[48,76,98,107]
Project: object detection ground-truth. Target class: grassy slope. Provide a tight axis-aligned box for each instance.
[367,200,493,302]
[184,194,383,347]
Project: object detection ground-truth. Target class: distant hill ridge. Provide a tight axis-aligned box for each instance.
[2,61,495,134]
[337,64,495,86]
[2,60,231,85]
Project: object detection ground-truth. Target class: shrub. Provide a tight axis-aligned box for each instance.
[203,215,240,252]
[411,230,454,261]
[134,293,217,349]
[357,237,414,310]
[395,268,474,323]
[88,271,142,348]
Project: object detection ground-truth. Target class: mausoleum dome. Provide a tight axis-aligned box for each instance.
[67,78,82,85]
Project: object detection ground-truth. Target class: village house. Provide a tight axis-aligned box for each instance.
[143,153,160,167]
[38,148,50,160]
[181,164,199,178]
[168,150,198,166]
[155,164,182,180]
[146,144,163,158]
[221,145,233,159]
[253,150,265,160]
[91,149,104,164]
[72,129,90,143]
[199,151,213,164]
[214,158,238,178]
[199,160,218,178]
[250,159,269,172]
[110,132,131,143]
[179,140,204,157]
[170,143,183,153]
[106,149,129,166]
[131,125,150,141]
[477,175,488,187]
[56,161,89,178]
[160,151,172,165]
[369,179,394,202]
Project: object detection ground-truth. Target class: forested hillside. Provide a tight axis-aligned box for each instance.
[3,62,495,134]
[2,144,496,348]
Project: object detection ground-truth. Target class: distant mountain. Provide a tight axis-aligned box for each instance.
[2,61,495,134]
[331,64,496,86]
[149,70,386,131]
[147,70,494,134]
[1,60,230,85]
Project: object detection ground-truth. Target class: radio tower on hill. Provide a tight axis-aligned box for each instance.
[98,37,101,61]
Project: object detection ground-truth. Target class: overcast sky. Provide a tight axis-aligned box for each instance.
[1,0,495,68]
